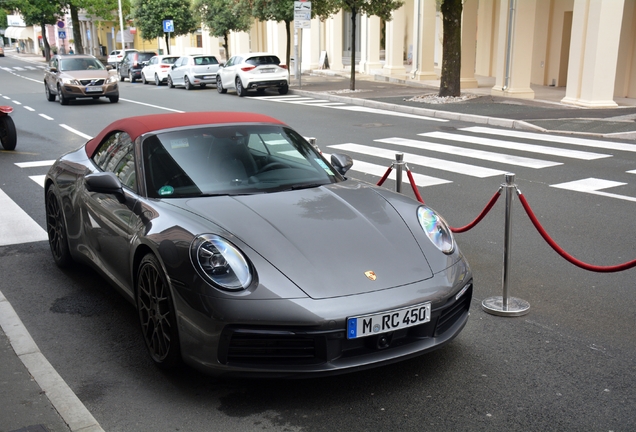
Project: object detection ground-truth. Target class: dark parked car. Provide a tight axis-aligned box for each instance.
[118,50,157,83]
[44,112,473,377]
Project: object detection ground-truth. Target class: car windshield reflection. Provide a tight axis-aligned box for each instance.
[60,58,105,71]
[143,125,341,198]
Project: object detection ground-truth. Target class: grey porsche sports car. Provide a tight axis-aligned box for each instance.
[44,112,473,377]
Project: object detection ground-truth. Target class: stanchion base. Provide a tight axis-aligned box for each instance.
[482,296,530,317]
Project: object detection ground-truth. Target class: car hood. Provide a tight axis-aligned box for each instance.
[179,182,433,299]
[60,70,111,80]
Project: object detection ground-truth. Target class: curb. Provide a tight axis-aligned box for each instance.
[0,290,104,432]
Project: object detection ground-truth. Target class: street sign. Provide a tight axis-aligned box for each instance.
[58,30,66,40]
[163,19,174,33]
[294,1,311,29]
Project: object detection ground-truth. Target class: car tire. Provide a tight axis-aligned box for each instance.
[167,75,174,88]
[109,95,119,103]
[278,84,289,95]
[57,85,69,105]
[45,83,55,101]
[45,187,73,268]
[129,70,136,83]
[0,115,17,150]
[118,68,125,82]
[184,75,192,90]
[200,83,206,89]
[141,72,148,84]
[216,76,226,94]
[236,77,246,97]
[136,254,181,370]
[155,74,161,86]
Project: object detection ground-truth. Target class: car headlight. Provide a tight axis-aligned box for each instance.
[107,75,118,83]
[417,206,455,254]
[61,78,80,85]
[190,234,253,291]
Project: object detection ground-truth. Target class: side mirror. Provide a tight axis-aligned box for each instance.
[85,172,126,203]
[330,153,353,176]
[49,67,58,73]
[171,64,176,69]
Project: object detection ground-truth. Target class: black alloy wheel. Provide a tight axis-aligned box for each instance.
[167,75,174,88]
[184,75,193,90]
[45,188,72,267]
[57,85,69,105]
[136,254,181,369]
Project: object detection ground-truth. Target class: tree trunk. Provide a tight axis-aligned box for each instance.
[439,0,462,97]
[41,22,51,61]
[285,20,291,80]
[70,4,83,54]
[349,8,357,91]
[223,33,229,61]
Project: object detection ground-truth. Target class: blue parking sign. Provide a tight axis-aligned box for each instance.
[163,20,174,33]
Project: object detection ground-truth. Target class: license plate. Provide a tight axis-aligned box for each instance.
[202,75,213,79]
[260,68,275,73]
[347,302,431,339]
[86,86,103,92]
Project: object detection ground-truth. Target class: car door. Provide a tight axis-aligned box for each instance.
[84,131,140,292]
[220,56,238,89]
[145,56,158,79]
[171,57,186,85]
[45,57,59,94]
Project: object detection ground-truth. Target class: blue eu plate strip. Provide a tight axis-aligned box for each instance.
[347,318,357,338]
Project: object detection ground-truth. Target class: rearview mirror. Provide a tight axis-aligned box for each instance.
[330,153,353,176]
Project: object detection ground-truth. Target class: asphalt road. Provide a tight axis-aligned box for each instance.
[1,54,636,431]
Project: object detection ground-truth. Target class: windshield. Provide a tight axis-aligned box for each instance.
[143,125,342,198]
[60,58,105,71]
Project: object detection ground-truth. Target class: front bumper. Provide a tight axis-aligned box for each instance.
[61,82,119,99]
[174,258,473,377]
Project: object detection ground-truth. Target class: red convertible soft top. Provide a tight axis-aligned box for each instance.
[85,112,285,157]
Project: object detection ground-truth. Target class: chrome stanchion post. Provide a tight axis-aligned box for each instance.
[482,173,530,317]
[394,153,404,194]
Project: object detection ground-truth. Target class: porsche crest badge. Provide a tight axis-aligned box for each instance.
[364,271,377,281]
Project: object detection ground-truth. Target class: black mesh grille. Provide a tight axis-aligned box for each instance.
[226,331,319,365]
[79,79,105,85]
[435,283,472,336]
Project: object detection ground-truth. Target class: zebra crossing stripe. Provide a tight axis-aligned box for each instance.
[551,178,636,203]
[0,188,48,246]
[375,137,561,168]
[329,143,507,178]
[323,153,451,187]
[461,126,636,153]
[422,131,611,160]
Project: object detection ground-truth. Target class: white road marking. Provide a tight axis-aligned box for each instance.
[24,106,35,111]
[15,160,56,168]
[30,175,46,187]
[376,137,561,168]
[423,131,611,160]
[59,124,93,140]
[120,98,185,113]
[550,178,636,202]
[462,126,636,153]
[39,114,54,120]
[0,188,48,246]
[323,152,451,188]
[329,143,507,178]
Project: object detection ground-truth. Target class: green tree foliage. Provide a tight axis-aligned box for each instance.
[250,0,338,78]
[132,0,198,54]
[192,0,252,60]
[10,0,64,60]
[439,0,462,97]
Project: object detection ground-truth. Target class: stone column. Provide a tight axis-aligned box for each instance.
[411,0,437,80]
[491,0,536,99]
[302,18,321,71]
[325,10,344,70]
[460,0,478,88]
[561,0,625,107]
[359,15,383,74]
[383,4,406,75]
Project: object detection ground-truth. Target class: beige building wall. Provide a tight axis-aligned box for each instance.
[615,1,636,98]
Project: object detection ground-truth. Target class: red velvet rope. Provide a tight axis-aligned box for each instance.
[376,166,393,187]
[517,191,636,272]
[406,169,425,205]
[450,188,502,233]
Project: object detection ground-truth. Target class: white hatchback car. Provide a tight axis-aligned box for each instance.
[107,49,137,67]
[216,52,289,97]
[167,55,220,90]
[140,55,180,85]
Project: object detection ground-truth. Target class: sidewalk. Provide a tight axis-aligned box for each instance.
[289,69,636,140]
